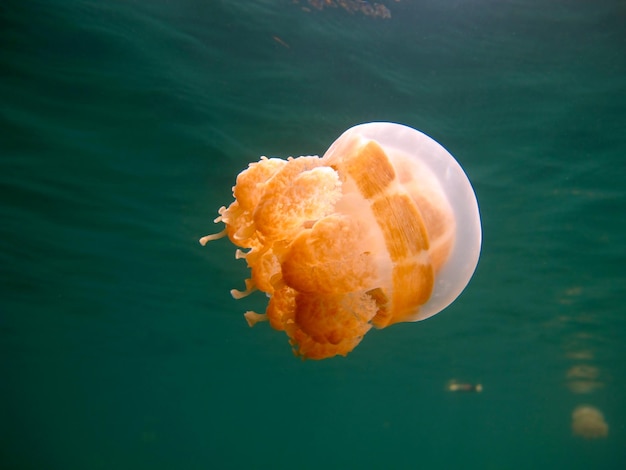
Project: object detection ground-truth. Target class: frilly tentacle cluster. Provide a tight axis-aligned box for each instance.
[201,135,454,360]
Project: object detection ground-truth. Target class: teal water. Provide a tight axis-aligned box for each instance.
[2,1,625,468]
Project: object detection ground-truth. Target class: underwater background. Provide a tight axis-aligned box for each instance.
[2,0,625,468]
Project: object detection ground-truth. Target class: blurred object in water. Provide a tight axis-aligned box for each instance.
[566,365,604,394]
[567,365,599,380]
[272,35,290,48]
[446,380,483,393]
[564,349,594,361]
[571,405,609,439]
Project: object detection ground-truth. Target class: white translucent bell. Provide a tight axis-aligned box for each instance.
[324,122,482,321]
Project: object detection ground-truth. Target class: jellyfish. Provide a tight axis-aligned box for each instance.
[571,405,609,439]
[566,365,604,394]
[446,380,483,393]
[201,122,482,359]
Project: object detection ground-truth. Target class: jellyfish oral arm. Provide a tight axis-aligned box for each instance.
[199,229,227,246]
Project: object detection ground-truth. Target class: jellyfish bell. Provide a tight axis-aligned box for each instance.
[324,122,482,321]
[201,122,482,359]
[571,405,609,439]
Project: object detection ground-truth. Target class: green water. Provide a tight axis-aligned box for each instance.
[2,1,625,468]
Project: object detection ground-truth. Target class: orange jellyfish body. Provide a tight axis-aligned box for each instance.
[571,405,609,439]
[201,122,481,359]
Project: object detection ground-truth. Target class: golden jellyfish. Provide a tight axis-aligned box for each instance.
[446,380,483,393]
[200,122,482,359]
[571,405,609,439]
[566,365,604,394]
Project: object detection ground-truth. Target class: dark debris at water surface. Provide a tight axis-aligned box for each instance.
[293,0,396,19]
